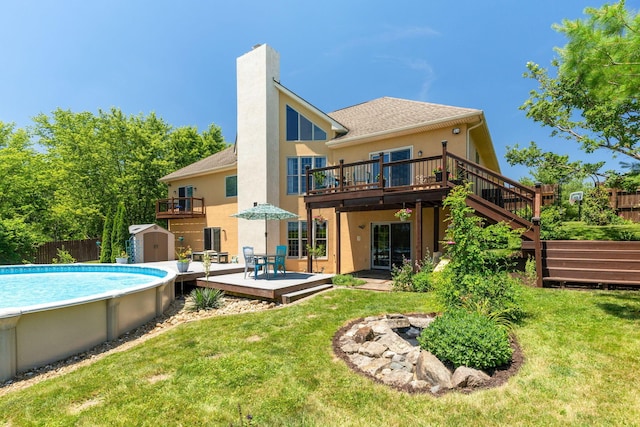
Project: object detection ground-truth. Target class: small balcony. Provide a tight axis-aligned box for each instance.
[156,197,206,219]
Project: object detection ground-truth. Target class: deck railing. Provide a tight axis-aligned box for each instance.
[156,197,205,219]
[306,150,536,222]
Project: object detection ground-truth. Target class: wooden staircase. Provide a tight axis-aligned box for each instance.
[446,153,536,240]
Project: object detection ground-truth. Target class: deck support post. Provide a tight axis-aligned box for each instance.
[335,210,341,274]
[306,205,313,273]
[533,183,543,287]
[415,200,423,271]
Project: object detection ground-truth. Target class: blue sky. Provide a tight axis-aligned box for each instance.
[1,0,636,180]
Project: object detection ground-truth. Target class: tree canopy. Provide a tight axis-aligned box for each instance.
[0,109,226,264]
[520,1,640,161]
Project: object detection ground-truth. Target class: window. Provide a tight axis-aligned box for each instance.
[178,185,193,211]
[204,227,221,252]
[371,148,411,187]
[286,105,327,141]
[287,220,327,258]
[287,156,326,194]
[225,175,237,197]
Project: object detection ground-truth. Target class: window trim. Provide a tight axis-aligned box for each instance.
[285,104,327,142]
[225,174,238,198]
[287,220,328,259]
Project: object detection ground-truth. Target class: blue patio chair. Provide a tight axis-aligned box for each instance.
[267,245,287,277]
[242,246,265,279]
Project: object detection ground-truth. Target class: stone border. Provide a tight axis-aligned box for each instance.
[332,313,524,396]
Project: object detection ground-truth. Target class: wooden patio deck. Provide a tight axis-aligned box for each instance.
[145,260,334,303]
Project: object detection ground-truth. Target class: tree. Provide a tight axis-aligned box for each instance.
[99,210,113,263]
[521,1,640,161]
[505,141,604,185]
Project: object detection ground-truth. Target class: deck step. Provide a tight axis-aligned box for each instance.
[281,284,333,304]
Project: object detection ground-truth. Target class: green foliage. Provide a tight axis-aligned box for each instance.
[110,202,129,262]
[582,185,623,226]
[0,217,39,264]
[390,254,436,292]
[331,274,366,287]
[418,309,513,370]
[51,247,76,264]
[306,244,325,272]
[434,269,524,323]
[505,141,603,184]
[99,210,113,263]
[186,288,224,311]
[521,2,640,162]
[524,256,537,287]
[557,221,640,241]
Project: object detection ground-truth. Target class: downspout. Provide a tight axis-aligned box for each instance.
[466,118,484,160]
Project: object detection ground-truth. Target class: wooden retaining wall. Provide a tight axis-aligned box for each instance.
[524,240,640,289]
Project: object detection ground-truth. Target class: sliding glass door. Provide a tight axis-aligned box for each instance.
[371,222,411,269]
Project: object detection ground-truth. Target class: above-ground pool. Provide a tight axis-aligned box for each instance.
[0,264,176,382]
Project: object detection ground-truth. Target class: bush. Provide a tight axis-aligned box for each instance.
[52,247,76,264]
[391,254,436,292]
[434,270,524,322]
[332,274,366,287]
[186,288,224,311]
[411,271,434,292]
[418,309,513,370]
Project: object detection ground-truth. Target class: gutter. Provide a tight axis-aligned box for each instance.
[466,118,484,159]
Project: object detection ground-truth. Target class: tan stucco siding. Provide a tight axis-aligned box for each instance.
[166,169,239,257]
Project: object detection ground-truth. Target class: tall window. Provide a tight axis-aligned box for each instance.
[204,227,221,252]
[287,220,327,258]
[371,148,411,187]
[225,175,237,197]
[178,185,193,211]
[286,105,327,141]
[287,156,326,194]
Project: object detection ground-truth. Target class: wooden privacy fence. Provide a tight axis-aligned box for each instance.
[35,239,100,264]
[609,189,640,222]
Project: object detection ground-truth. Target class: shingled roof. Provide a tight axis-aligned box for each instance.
[327,97,481,143]
[160,145,236,181]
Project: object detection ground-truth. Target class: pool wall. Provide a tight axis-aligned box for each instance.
[0,265,175,382]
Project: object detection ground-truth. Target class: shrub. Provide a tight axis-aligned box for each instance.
[434,270,524,322]
[332,274,366,287]
[391,254,436,292]
[391,257,414,291]
[411,271,434,292]
[52,246,76,264]
[186,288,224,311]
[418,309,513,370]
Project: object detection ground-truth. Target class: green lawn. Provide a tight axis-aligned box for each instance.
[1,287,639,426]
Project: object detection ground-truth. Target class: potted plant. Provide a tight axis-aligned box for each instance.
[176,245,192,273]
[394,208,412,221]
[115,250,128,264]
[313,214,326,224]
[433,166,449,182]
[313,171,326,190]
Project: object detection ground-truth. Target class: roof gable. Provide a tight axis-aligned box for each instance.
[160,145,236,182]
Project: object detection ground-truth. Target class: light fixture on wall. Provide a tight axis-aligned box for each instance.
[358,224,366,229]
[452,128,461,135]
[417,150,423,157]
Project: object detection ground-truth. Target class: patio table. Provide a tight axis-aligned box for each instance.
[253,253,276,279]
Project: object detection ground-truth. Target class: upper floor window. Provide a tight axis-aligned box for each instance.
[286,105,327,141]
[225,175,237,197]
[287,156,326,195]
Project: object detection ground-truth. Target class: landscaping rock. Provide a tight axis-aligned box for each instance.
[415,351,452,389]
[353,326,374,343]
[451,366,491,388]
[359,341,387,357]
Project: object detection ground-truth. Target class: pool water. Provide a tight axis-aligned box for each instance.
[0,265,169,310]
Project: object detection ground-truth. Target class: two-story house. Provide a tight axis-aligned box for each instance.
[157,44,531,275]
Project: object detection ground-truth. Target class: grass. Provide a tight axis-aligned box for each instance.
[1,287,640,426]
[559,221,640,240]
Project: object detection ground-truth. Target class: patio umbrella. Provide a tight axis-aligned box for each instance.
[231,203,298,251]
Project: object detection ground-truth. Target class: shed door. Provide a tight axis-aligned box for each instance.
[143,232,168,262]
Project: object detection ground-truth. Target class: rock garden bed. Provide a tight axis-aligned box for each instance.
[332,313,523,395]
